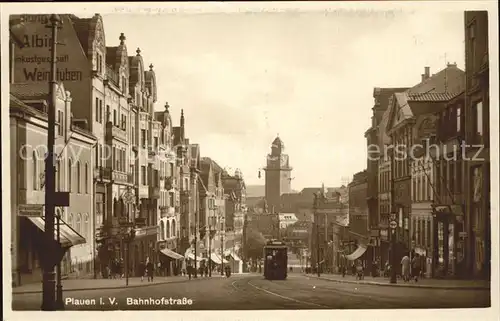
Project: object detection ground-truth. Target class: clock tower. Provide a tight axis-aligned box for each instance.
[264,136,293,213]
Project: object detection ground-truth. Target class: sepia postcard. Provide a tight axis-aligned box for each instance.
[1,1,498,320]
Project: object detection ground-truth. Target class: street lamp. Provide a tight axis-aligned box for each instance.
[220,213,225,276]
[55,209,63,310]
[41,14,61,311]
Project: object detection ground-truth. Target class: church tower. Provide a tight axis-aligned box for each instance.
[264,136,292,213]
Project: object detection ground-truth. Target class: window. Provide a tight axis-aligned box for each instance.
[141,129,146,148]
[95,98,99,122]
[106,105,110,123]
[76,213,82,234]
[456,107,461,133]
[154,137,158,149]
[85,163,89,193]
[57,110,63,136]
[172,220,176,237]
[141,166,147,185]
[33,151,38,190]
[170,163,174,177]
[68,213,74,228]
[113,110,117,126]
[76,161,81,193]
[68,159,73,192]
[112,147,116,170]
[468,22,476,71]
[169,192,174,207]
[56,160,61,192]
[449,161,455,194]
[474,101,483,136]
[166,220,170,238]
[159,221,164,241]
[83,214,89,238]
[122,115,127,131]
[456,159,462,193]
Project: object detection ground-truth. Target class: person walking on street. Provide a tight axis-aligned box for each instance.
[139,261,145,282]
[187,262,192,280]
[146,257,154,282]
[411,253,421,282]
[401,254,410,282]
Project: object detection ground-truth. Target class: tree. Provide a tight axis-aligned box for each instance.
[244,228,267,260]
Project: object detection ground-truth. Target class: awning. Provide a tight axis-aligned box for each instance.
[27,216,85,248]
[160,248,184,260]
[224,248,242,261]
[344,244,367,261]
[210,253,229,264]
[184,249,205,261]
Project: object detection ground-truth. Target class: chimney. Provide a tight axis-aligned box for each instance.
[424,67,430,79]
[421,74,425,82]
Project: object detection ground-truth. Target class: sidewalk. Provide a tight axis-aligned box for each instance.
[13,274,226,295]
[305,273,490,290]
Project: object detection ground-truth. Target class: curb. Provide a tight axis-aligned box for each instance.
[304,275,490,291]
[13,276,221,295]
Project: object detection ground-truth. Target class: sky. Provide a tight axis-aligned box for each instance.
[97,9,465,190]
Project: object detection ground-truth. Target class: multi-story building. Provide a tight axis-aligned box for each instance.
[366,87,408,267]
[222,169,247,245]
[346,171,370,266]
[464,11,490,280]
[10,83,96,286]
[10,14,164,278]
[154,103,182,275]
[310,188,346,273]
[385,65,465,260]
[432,91,466,278]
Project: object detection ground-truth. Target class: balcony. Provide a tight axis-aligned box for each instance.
[94,166,112,181]
[149,186,160,199]
[106,122,128,143]
[160,206,175,218]
[112,170,130,185]
[164,176,174,190]
[127,173,135,185]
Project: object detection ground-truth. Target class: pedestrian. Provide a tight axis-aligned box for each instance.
[401,254,410,282]
[139,261,145,282]
[119,258,124,278]
[146,257,154,282]
[411,253,421,282]
[187,262,192,280]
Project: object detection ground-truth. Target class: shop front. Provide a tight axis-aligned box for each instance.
[158,239,183,276]
[432,204,465,278]
[130,226,158,277]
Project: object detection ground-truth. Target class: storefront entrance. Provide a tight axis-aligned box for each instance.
[432,210,465,278]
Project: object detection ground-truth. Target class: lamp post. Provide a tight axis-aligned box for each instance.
[41,14,61,311]
[314,193,320,277]
[220,213,225,276]
[389,148,398,284]
[55,209,64,310]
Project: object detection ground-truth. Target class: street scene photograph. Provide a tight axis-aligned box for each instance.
[2,1,497,317]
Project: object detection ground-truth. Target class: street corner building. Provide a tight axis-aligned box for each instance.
[10,82,97,286]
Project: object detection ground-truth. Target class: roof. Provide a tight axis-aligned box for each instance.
[70,16,92,55]
[10,94,46,119]
[406,92,462,102]
[10,83,49,100]
[272,136,284,149]
[387,65,465,131]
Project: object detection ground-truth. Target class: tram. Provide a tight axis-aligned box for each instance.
[263,240,288,280]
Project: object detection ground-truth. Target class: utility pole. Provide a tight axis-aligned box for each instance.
[220,213,225,276]
[41,14,61,311]
[194,211,198,278]
[55,210,63,310]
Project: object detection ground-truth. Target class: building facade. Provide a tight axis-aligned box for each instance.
[386,65,465,262]
[10,83,96,285]
[464,11,490,280]
[366,87,408,268]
